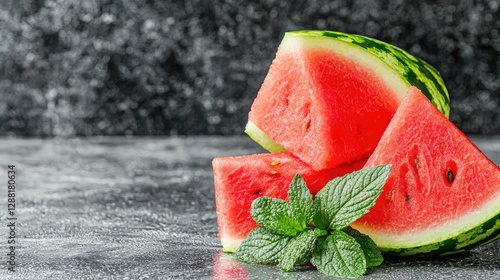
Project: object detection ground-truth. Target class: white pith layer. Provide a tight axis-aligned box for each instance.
[351,191,500,249]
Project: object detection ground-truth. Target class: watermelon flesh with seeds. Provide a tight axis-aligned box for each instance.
[247,30,450,171]
[213,152,366,252]
[352,86,500,256]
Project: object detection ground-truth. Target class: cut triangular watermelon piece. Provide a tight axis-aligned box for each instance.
[352,86,500,256]
[213,152,366,252]
[247,30,450,170]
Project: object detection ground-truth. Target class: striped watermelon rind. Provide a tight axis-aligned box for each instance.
[246,30,450,153]
[369,202,500,257]
[300,30,450,118]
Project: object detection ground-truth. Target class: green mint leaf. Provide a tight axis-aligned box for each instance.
[311,197,330,230]
[313,165,391,230]
[288,174,313,229]
[313,228,329,237]
[251,197,303,236]
[236,227,290,264]
[311,230,367,278]
[279,229,317,272]
[343,227,383,267]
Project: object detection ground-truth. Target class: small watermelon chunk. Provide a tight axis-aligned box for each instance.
[352,86,500,256]
[247,30,450,170]
[213,152,366,252]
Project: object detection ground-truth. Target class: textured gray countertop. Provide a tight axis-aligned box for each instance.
[0,136,499,279]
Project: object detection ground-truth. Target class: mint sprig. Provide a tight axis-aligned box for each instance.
[235,165,391,278]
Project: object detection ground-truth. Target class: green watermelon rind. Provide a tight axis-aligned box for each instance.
[291,30,450,118]
[244,120,286,153]
[351,174,500,257]
[378,212,500,257]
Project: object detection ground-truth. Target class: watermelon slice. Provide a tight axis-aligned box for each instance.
[213,152,366,252]
[247,30,450,170]
[352,86,500,256]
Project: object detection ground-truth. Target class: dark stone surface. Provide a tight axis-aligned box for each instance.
[0,136,499,279]
[0,0,499,136]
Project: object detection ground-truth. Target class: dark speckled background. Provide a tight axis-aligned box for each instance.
[1,0,499,136]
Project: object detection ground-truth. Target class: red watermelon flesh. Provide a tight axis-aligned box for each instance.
[248,36,401,171]
[352,86,500,253]
[213,152,366,252]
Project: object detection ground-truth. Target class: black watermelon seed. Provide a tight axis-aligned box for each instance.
[446,169,455,184]
[405,192,411,203]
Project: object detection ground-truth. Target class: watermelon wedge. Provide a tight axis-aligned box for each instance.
[352,86,500,256]
[247,30,450,170]
[213,152,366,252]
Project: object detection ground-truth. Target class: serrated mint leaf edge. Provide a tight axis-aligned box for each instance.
[279,229,317,272]
[288,174,313,230]
[315,165,391,230]
[235,227,291,264]
[311,230,367,278]
[343,227,384,267]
